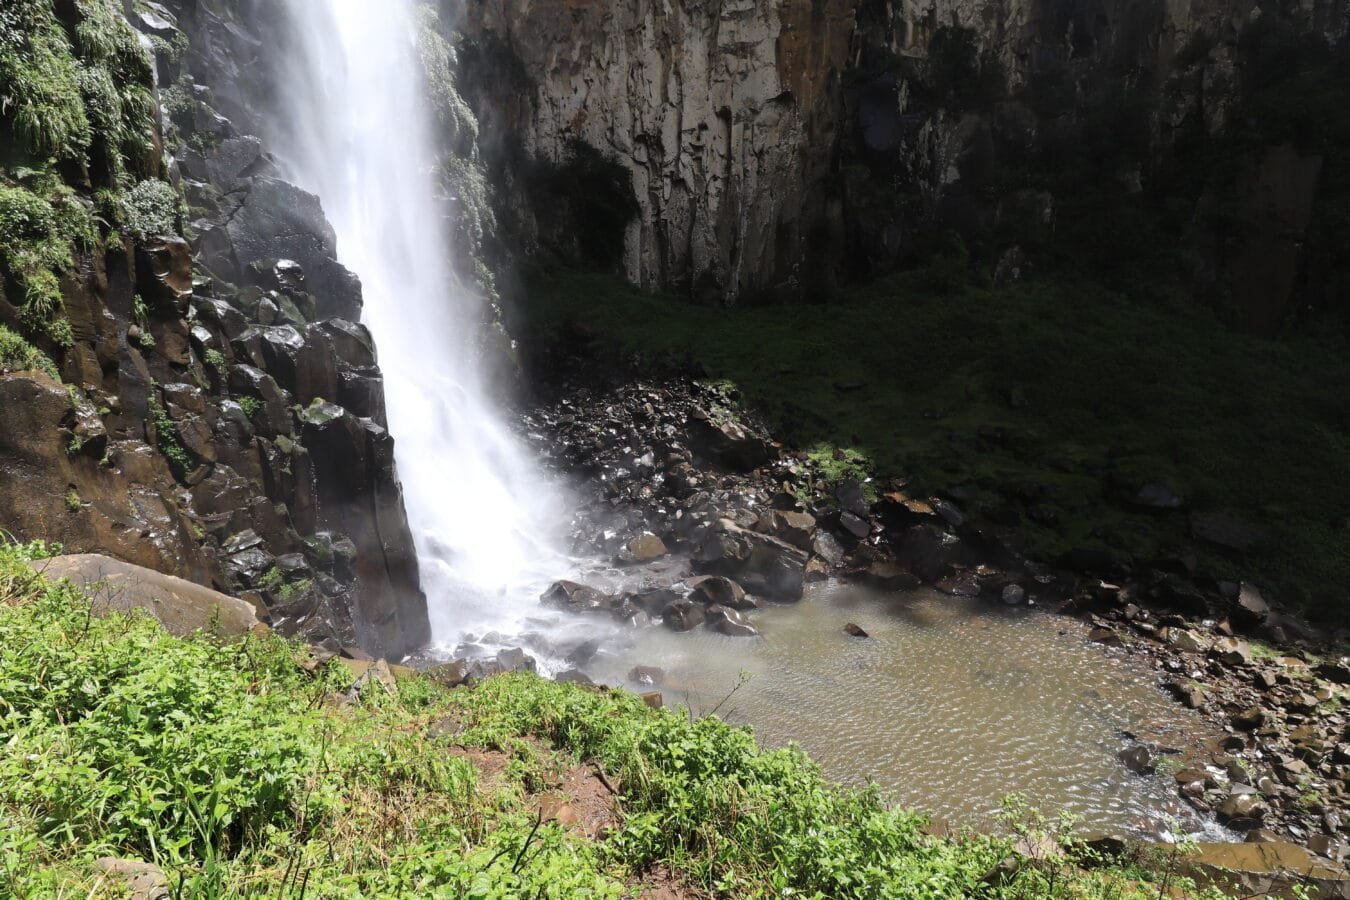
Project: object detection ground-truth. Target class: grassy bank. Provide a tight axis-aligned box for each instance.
[518,268,1350,625]
[0,541,1225,898]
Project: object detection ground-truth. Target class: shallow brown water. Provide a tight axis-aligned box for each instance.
[587,582,1227,838]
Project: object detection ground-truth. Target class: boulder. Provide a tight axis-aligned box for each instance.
[685,407,770,471]
[1165,681,1207,709]
[1185,842,1350,899]
[835,480,870,517]
[1317,657,1350,685]
[1233,582,1271,627]
[628,665,665,686]
[312,319,377,371]
[1217,791,1267,824]
[896,524,968,582]
[297,401,427,658]
[811,531,846,566]
[228,364,294,437]
[692,519,807,601]
[225,176,363,320]
[838,511,871,539]
[1167,629,1211,654]
[661,599,706,632]
[1118,745,1154,775]
[628,587,681,615]
[1213,637,1253,666]
[687,575,750,609]
[94,858,169,900]
[541,580,613,612]
[30,555,263,638]
[1001,584,1026,605]
[752,509,817,551]
[624,532,669,562]
[858,560,921,591]
[843,622,869,638]
[135,236,194,316]
[706,604,758,637]
[1191,513,1269,554]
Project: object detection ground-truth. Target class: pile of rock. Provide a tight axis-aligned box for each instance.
[520,368,1348,859]
[1085,586,1347,857]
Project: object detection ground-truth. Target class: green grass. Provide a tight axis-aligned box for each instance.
[520,268,1350,624]
[0,539,1221,898]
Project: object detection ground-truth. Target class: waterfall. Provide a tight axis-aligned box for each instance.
[267,0,570,652]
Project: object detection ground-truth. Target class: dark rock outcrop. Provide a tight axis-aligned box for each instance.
[0,2,429,660]
[693,519,808,601]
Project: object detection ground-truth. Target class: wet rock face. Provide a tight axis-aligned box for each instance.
[0,1,429,661]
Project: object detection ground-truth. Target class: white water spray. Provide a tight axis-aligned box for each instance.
[268,0,571,652]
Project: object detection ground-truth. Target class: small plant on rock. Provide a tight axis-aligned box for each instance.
[0,325,59,380]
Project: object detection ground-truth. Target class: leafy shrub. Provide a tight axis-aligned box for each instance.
[0,0,155,177]
[0,172,95,341]
[235,395,262,419]
[121,179,179,240]
[0,1,91,160]
[0,324,59,380]
[203,348,226,376]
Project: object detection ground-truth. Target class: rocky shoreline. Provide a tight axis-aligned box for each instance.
[492,350,1349,864]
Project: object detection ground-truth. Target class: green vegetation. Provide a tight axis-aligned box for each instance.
[120,178,179,240]
[204,347,227,378]
[1,0,164,354]
[0,540,1223,897]
[276,577,312,602]
[0,177,93,342]
[0,2,89,161]
[147,387,194,475]
[0,0,157,177]
[235,394,262,420]
[0,323,59,380]
[521,267,1350,622]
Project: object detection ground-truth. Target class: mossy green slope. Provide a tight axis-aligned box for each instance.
[0,541,1218,898]
[520,268,1349,624]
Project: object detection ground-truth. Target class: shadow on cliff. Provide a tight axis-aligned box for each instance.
[514,263,1350,627]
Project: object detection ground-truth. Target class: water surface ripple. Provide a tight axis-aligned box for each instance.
[588,583,1227,838]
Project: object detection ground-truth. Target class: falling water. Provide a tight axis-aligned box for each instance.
[266,0,571,651]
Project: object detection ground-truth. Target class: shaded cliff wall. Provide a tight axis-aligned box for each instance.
[0,0,430,658]
[457,0,1349,328]
[457,0,855,304]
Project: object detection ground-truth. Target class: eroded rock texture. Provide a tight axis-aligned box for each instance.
[459,0,855,303]
[458,0,1349,326]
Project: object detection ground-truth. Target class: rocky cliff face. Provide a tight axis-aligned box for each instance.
[458,0,855,304]
[0,0,429,659]
[458,0,1349,326]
